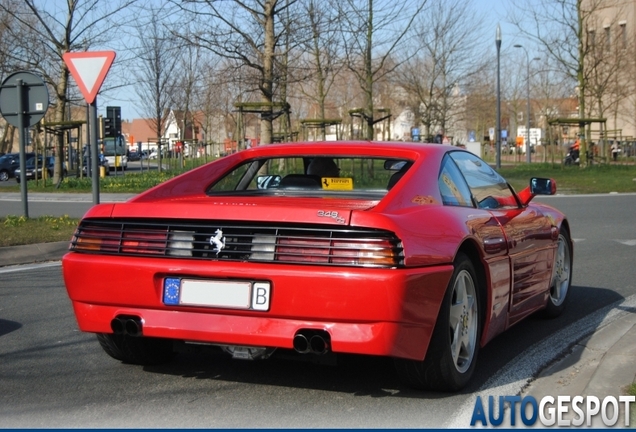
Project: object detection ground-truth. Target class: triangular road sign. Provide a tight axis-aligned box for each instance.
[63,51,116,104]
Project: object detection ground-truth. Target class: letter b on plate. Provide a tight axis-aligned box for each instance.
[252,282,271,311]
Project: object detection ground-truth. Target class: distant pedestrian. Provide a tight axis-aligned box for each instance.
[611,142,619,162]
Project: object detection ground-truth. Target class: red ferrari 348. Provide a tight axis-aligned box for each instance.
[62,141,572,391]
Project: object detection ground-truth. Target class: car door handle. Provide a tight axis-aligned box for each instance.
[483,236,507,254]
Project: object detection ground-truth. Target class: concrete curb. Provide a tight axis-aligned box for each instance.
[0,241,69,267]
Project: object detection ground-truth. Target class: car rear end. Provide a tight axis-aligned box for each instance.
[63,196,451,361]
[63,143,453,362]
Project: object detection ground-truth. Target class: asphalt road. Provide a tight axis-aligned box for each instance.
[0,194,635,427]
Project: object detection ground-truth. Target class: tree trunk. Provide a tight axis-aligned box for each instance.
[260,0,276,145]
[53,67,69,184]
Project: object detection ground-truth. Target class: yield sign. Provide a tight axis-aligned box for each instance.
[63,51,116,104]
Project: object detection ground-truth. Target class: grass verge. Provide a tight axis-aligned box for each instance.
[498,163,636,194]
[628,383,636,427]
[1,215,79,247]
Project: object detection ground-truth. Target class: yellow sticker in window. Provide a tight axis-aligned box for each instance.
[320,177,353,190]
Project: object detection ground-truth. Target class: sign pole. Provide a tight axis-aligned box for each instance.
[0,71,50,218]
[16,79,28,218]
[89,101,99,204]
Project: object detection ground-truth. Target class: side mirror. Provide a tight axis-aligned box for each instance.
[530,177,556,195]
[257,175,281,189]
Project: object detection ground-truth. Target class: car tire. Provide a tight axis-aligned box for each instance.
[543,229,572,318]
[96,333,176,365]
[0,170,8,181]
[394,253,481,391]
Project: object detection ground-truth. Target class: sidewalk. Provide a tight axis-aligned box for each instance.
[522,310,636,427]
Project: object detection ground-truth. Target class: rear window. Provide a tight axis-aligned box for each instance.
[207,156,413,198]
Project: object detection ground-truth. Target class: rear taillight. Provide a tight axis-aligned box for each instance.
[73,228,120,252]
[70,220,403,268]
[121,230,168,255]
[276,237,400,267]
[331,239,398,266]
[277,238,331,263]
[72,226,169,255]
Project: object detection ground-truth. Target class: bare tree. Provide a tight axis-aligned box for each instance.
[171,38,206,148]
[0,0,136,182]
[134,5,181,172]
[173,0,302,146]
[395,0,487,142]
[337,0,427,141]
[509,0,609,165]
[292,0,344,140]
[0,0,27,153]
[532,60,574,162]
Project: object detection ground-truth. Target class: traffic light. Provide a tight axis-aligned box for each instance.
[106,106,121,137]
[102,116,112,138]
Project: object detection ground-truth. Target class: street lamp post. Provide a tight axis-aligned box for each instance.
[514,44,540,164]
[496,25,502,169]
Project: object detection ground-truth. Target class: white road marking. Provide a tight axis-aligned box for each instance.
[0,261,61,274]
[615,240,636,246]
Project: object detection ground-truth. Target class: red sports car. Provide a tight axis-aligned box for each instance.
[62,141,572,391]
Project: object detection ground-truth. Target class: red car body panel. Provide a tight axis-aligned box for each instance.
[64,252,452,359]
[62,141,571,363]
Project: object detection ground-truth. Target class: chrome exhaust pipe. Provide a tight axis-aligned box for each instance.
[293,333,310,354]
[310,335,329,355]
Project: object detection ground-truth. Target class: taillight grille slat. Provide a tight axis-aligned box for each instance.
[70,219,404,268]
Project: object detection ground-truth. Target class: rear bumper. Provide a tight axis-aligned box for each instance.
[63,252,453,360]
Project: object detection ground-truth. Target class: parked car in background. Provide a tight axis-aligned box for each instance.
[15,156,67,183]
[0,152,35,181]
[81,154,110,177]
[63,141,572,391]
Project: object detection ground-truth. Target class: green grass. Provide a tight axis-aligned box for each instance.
[497,163,636,194]
[4,169,182,194]
[1,215,79,247]
[627,383,636,427]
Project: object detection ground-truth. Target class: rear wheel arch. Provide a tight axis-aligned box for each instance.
[456,240,487,331]
[559,220,572,241]
[394,243,487,391]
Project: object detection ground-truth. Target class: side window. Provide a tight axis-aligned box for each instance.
[449,151,518,209]
[438,155,473,207]
[211,161,258,191]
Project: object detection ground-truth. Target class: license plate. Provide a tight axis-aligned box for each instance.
[163,278,270,311]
